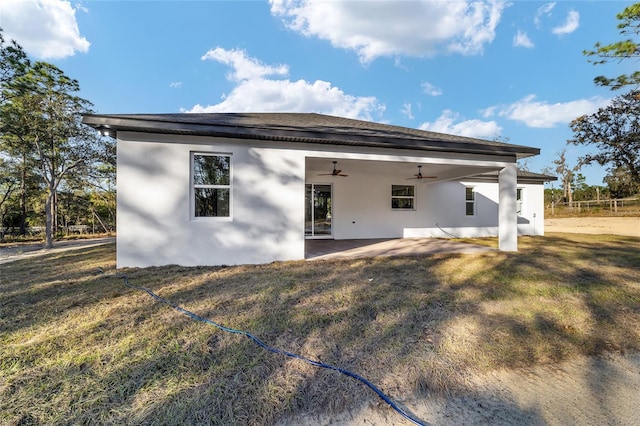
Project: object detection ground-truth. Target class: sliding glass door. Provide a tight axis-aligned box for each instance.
[305,184,332,238]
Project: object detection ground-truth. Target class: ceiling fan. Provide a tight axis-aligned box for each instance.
[318,161,348,177]
[407,165,436,180]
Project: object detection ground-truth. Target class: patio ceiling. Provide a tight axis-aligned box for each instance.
[305,158,503,184]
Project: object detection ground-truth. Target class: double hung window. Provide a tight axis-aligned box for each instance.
[391,185,415,210]
[192,153,231,217]
[465,186,475,216]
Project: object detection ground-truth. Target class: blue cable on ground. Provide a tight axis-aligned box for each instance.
[119,274,428,426]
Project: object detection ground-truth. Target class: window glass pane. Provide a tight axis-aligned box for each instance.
[195,188,230,217]
[392,198,414,209]
[392,185,414,196]
[313,185,332,235]
[194,155,230,185]
[465,187,474,201]
[466,201,474,216]
[516,188,523,201]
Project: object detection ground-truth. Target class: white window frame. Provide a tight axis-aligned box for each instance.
[465,186,476,216]
[191,152,232,220]
[391,184,416,210]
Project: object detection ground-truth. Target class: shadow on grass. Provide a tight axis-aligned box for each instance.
[1,235,639,425]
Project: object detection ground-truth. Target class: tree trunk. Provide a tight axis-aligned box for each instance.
[44,184,55,248]
[568,181,573,206]
[53,190,58,235]
[19,155,27,236]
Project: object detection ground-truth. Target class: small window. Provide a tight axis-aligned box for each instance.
[465,186,475,216]
[516,188,523,215]
[392,185,415,210]
[192,153,231,217]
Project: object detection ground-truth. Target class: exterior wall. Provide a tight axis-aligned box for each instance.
[117,132,306,267]
[314,173,503,239]
[401,181,502,238]
[515,182,546,236]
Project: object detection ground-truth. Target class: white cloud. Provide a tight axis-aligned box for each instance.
[401,103,414,120]
[269,0,507,63]
[0,0,90,59]
[201,47,289,82]
[421,81,443,96]
[497,94,608,128]
[74,2,88,13]
[188,47,384,121]
[169,82,182,89]
[534,2,555,27]
[393,57,409,71]
[513,30,534,48]
[480,106,497,118]
[419,110,501,138]
[552,10,579,35]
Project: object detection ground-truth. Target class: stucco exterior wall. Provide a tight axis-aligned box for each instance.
[515,182,546,236]
[117,132,306,267]
[116,132,536,267]
[310,172,502,240]
[316,172,545,240]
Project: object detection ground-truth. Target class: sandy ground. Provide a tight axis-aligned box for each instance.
[545,216,640,237]
[280,353,640,426]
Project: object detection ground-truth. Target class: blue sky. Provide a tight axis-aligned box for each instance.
[0,0,634,185]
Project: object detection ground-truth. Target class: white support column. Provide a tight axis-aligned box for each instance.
[498,163,518,251]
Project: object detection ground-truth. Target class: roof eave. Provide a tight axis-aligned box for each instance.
[82,114,540,159]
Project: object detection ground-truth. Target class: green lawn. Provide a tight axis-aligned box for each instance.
[2,233,639,425]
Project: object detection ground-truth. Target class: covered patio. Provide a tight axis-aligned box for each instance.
[305,237,494,260]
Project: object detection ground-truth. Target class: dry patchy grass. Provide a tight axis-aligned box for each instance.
[2,234,640,425]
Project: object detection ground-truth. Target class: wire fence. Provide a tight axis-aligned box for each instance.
[1,223,115,238]
[545,196,640,217]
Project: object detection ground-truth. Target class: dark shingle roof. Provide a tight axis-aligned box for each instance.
[82,112,540,159]
[516,170,557,182]
[471,169,557,182]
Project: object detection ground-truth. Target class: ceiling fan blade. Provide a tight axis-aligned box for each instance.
[407,165,436,180]
[407,175,437,180]
[318,161,348,176]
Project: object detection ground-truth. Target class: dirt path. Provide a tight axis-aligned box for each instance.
[280,353,640,425]
[545,216,640,237]
[0,237,115,265]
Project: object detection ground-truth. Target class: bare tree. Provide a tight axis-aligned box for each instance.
[552,149,579,205]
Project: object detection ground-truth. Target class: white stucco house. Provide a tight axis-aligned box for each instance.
[82,113,555,268]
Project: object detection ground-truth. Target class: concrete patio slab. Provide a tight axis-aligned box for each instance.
[305,237,494,260]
